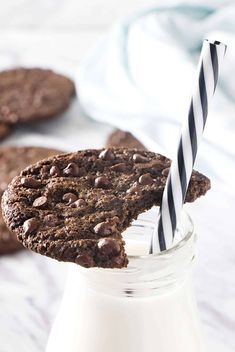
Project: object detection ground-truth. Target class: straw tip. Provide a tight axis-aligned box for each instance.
[208,39,221,45]
[205,38,227,48]
[204,39,227,55]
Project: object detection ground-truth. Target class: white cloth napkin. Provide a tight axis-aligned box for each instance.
[78,3,235,193]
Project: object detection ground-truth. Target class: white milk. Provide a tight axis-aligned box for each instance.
[46,210,206,352]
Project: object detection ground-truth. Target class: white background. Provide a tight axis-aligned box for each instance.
[0,1,234,352]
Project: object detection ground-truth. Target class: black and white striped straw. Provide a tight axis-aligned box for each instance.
[150,39,227,254]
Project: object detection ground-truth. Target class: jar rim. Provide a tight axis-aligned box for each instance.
[72,210,195,285]
[127,210,194,260]
[71,210,195,276]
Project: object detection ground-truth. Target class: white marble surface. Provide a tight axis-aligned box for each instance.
[0,1,234,351]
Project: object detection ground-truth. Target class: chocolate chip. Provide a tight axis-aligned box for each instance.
[111,163,127,172]
[94,176,110,188]
[50,165,61,176]
[162,167,170,176]
[150,160,164,170]
[44,214,60,226]
[33,196,48,209]
[99,149,115,161]
[126,182,141,195]
[70,198,87,208]
[23,218,38,236]
[138,173,154,185]
[62,193,78,205]
[132,153,149,163]
[93,222,113,236]
[98,238,121,256]
[21,177,41,188]
[63,163,79,177]
[75,254,95,267]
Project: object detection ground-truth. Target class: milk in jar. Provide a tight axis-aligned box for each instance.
[46,210,206,352]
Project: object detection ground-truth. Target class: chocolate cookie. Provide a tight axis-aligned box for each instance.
[106,129,146,150]
[0,122,12,141]
[2,148,210,267]
[0,146,63,254]
[0,68,75,124]
[0,222,22,255]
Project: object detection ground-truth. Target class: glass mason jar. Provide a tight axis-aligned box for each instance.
[46,209,205,352]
